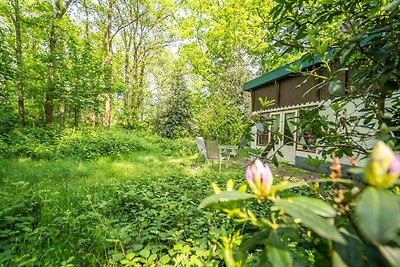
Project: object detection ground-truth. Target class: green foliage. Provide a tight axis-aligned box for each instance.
[0,141,246,266]
[0,29,13,87]
[0,29,17,134]
[270,0,400,155]
[197,103,249,145]
[258,97,276,110]
[0,127,194,160]
[355,187,400,244]
[200,144,400,266]
[304,155,327,172]
[154,71,193,139]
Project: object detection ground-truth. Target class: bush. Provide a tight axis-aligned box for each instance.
[0,127,195,160]
[200,142,400,266]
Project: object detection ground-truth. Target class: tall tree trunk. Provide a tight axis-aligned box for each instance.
[91,111,96,127]
[73,104,79,128]
[45,0,73,125]
[122,29,132,126]
[18,86,24,127]
[11,0,25,127]
[60,92,65,128]
[84,0,89,39]
[45,24,56,124]
[376,93,387,123]
[103,93,111,128]
[103,0,114,129]
[124,46,129,109]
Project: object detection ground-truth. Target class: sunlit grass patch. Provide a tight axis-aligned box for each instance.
[0,132,324,266]
[0,147,241,266]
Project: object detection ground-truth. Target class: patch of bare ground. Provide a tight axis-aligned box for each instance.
[270,164,323,183]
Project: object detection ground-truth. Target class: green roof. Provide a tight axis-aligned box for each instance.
[243,56,323,91]
[244,34,379,91]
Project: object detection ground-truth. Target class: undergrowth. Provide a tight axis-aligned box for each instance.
[0,128,245,266]
[0,127,195,160]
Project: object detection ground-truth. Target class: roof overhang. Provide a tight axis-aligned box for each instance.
[243,55,324,91]
[244,34,380,92]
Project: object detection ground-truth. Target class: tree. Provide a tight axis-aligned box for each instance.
[45,0,74,125]
[115,0,174,128]
[267,0,400,157]
[176,0,274,142]
[154,68,192,139]
[8,0,24,127]
[0,27,17,133]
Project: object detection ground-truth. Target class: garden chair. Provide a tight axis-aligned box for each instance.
[205,140,227,171]
[195,137,207,161]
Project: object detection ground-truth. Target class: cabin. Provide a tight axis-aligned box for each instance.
[243,57,372,172]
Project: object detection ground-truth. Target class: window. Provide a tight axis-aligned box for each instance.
[256,122,268,146]
[297,108,317,152]
[283,112,295,146]
[257,132,268,146]
[270,114,281,145]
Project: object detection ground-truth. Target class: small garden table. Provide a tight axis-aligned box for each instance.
[219,145,238,168]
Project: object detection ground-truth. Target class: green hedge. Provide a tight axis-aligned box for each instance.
[0,127,196,160]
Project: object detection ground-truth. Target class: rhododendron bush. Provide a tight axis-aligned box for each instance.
[200,141,400,266]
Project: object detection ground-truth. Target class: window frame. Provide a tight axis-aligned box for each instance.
[296,107,318,153]
[256,120,269,146]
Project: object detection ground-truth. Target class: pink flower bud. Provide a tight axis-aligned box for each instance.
[388,154,400,175]
[246,159,273,197]
[365,141,400,189]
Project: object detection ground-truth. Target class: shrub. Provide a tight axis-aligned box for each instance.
[200,142,400,266]
[0,127,195,160]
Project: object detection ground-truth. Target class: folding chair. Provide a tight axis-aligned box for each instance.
[205,140,227,171]
[195,137,207,161]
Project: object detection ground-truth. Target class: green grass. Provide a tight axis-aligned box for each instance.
[0,150,246,266]
[0,127,319,266]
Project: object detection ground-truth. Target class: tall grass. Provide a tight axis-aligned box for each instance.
[0,127,196,160]
[0,128,244,266]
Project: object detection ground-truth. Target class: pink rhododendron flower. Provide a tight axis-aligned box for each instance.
[246,159,273,197]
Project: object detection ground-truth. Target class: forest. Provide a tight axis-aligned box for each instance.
[1,0,400,266]
[0,0,286,140]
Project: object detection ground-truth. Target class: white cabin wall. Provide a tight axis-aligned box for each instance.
[319,99,377,167]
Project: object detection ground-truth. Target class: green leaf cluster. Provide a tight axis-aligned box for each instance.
[200,165,400,266]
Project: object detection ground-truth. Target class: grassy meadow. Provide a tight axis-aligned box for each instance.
[0,128,319,266]
[0,128,248,266]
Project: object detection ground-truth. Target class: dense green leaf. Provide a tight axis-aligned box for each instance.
[198,191,255,209]
[383,0,400,11]
[140,249,150,259]
[378,245,400,266]
[267,246,293,267]
[239,230,271,263]
[159,255,170,265]
[333,226,363,267]
[276,199,346,244]
[286,196,337,217]
[328,80,344,96]
[355,187,400,244]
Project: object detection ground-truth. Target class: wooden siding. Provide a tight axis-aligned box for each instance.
[251,71,334,112]
[251,82,278,111]
[280,75,319,107]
